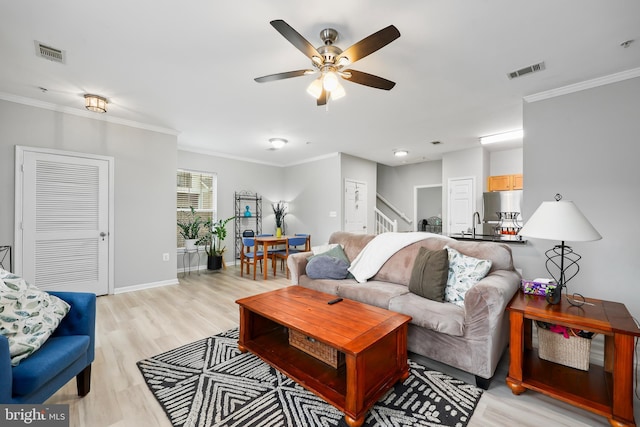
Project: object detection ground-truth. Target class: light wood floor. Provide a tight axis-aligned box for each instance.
[46,266,637,427]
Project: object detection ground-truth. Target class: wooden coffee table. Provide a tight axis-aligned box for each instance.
[236,286,411,427]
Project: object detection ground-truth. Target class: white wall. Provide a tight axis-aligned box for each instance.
[515,76,640,319]
[377,160,442,232]
[489,148,523,176]
[0,99,178,289]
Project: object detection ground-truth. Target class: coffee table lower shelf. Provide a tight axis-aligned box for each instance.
[238,318,409,426]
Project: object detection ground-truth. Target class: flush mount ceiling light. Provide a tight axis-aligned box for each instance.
[394,149,408,157]
[479,129,523,145]
[84,94,108,113]
[269,138,288,149]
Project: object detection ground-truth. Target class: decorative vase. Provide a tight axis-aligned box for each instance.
[184,239,197,251]
[244,205,252,217]
[276,227,282,238]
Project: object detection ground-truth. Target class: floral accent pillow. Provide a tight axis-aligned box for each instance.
[0,269,70,366]
[443,247,492,307]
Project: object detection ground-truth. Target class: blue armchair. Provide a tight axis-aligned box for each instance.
[0,291,96,404]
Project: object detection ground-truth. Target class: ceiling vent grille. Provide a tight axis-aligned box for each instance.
[35,41,65,63]
[508,61,545,79]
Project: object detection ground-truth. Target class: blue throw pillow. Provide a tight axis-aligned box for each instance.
[306,255,350,280]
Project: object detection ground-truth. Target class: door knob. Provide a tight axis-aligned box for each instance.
[100,232,107,241]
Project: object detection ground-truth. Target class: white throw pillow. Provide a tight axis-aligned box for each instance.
[311,243,340,255]
[0,269,70,366]
[443,247,492,307]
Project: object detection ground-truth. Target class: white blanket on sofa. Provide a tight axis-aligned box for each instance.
[347,232,440,283]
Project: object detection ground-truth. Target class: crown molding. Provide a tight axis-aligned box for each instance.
[0,91,179,136]
[524,67,640,103]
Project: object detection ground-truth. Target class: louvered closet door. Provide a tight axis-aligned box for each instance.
[22,151,109,295]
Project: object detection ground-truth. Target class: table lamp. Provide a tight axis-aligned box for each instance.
[518,194,602,305]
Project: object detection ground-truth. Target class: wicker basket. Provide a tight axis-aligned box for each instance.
[288,329,345,368]
[537,325,591,371]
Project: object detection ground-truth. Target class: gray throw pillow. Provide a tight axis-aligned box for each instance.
[306,255,350,280]
[408,247,449,302]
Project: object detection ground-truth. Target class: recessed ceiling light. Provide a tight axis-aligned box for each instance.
[394,150,408,157]
[479,129,523,145]
[269,138,288,149]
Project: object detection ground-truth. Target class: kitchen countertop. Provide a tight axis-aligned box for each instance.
[448,233,527,244]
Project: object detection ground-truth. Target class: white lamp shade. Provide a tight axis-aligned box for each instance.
[330,82,346,100]
[306,78,323,99]
[518,200,602,242]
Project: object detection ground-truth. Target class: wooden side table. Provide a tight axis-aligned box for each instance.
[506,292,640,427]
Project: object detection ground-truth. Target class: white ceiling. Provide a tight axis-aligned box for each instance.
[1,1,639,166]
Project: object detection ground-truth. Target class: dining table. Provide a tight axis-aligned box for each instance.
[254,235,290,280]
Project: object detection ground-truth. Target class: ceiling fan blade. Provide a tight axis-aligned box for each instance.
[317,89,327,106]
[271,19,322,61]
[254,69,314,83]
[336,25,400,65]
[342,69,396,90]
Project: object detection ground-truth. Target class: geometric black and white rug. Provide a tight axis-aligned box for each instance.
[137,328,482,427]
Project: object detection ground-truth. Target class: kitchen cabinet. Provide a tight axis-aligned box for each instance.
[488,174,523,191]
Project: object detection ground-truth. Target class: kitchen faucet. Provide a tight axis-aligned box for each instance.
[472,211,481,238]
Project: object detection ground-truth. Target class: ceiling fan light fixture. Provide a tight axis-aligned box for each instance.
[322,71,339,91]
[84,94,107,113]
[330,82,346,100]
[306,78,323,99]
[269,138,288,149]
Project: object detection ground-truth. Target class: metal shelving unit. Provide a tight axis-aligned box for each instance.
[234,191,262,259]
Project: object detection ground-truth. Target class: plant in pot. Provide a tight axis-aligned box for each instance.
[200,216,234,270]
[272,202,287,237]
[177,206,203,251]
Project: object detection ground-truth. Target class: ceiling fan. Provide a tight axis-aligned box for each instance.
[255,20,400,106]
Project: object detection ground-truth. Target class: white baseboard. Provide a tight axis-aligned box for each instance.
[113,278,179,294]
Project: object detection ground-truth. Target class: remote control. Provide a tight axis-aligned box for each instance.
[327,297,343,305]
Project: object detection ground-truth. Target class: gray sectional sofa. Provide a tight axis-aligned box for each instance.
[287,231,521,388]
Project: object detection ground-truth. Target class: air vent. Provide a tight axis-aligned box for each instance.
[34,41,65,63]
[507,61,545,79]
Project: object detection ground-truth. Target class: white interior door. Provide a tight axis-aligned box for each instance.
[344,179,367,234]
[16,147,112,295]
[448,177,475,234]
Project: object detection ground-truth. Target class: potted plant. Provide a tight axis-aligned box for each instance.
[177,206,203,251]
[272,202,287,237]
[200,216,233,270]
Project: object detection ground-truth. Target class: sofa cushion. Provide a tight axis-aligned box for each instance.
[0,270,70,366]
[299,275,343,295]
[11,335,89,396]
[337,281,409,309]
[444,247,492,307]
[306,255,350,280]
[408,247,449,302]
[389,293,465,337]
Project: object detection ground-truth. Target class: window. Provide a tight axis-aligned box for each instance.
[176,169,217,248]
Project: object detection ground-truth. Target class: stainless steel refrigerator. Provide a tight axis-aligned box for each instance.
[482,190,523,235]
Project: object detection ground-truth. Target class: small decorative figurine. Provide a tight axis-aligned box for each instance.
[244,205,252,217]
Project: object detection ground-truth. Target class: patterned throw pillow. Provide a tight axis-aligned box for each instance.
[0,269,70,366]
[443,247,492,307]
